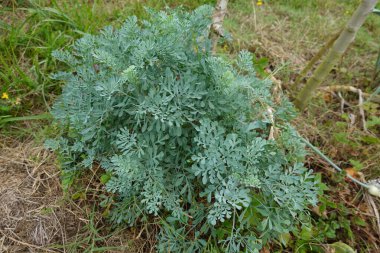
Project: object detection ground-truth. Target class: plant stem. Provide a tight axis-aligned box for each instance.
[371,46,380,82]
[300,136,369,188]
[295,0,378,110]
[294,31,340,88]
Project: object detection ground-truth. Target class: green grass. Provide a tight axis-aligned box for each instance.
[50,207,133,253]
[0,0,215,118]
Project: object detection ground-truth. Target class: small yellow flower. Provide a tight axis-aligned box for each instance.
[1,92,9,99]
[257,0,263,6]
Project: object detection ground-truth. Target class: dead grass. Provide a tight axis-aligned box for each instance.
[0,138,73,252]
[227,1,380,90]
[227,2,340,67]
[0,137,141,252]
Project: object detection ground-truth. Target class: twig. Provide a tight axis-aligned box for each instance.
[320,85,380,103]
[349,113,356,128]
[135,226,146,240]
[357,89,368,131]
[267,107,275,140]
[337,92,345,114]
[0,230,56,252]
[267,68,283,104]
[265,69,282,141]
[320,85,369,131]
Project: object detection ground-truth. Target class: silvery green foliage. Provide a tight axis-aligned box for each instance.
[47,6,317,252]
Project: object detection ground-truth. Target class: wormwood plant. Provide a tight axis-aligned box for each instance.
[46,6,318,252]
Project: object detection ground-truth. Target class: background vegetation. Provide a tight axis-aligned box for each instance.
[0,0,379,252]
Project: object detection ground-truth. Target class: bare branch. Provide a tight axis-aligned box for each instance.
[320,85,380,104]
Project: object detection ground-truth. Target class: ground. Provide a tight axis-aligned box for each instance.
[0,0,379,252]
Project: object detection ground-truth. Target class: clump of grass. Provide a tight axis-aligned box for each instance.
[0,0,216,120]
[0,1,119,117]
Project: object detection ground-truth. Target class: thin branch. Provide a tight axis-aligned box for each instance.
[267,107,275,140]
[357,89,368,131]
[337,92,346,114]
[320,85,369,130]
[320,85,380,104]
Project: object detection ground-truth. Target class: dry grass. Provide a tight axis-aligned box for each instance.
[227,2,341,66]
[0,137,141,252]
[0,138,74,252]
[226,0,380,91]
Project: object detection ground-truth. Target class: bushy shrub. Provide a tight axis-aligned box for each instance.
[46,6,318,252]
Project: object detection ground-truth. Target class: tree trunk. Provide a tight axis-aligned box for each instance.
[211,0,228,52]
[294,0,378,110]
[212,0,228,37]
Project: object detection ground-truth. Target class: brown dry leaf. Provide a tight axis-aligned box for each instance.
[260,246,270,253]
[323,92,334,102]
[344,167,360,179]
